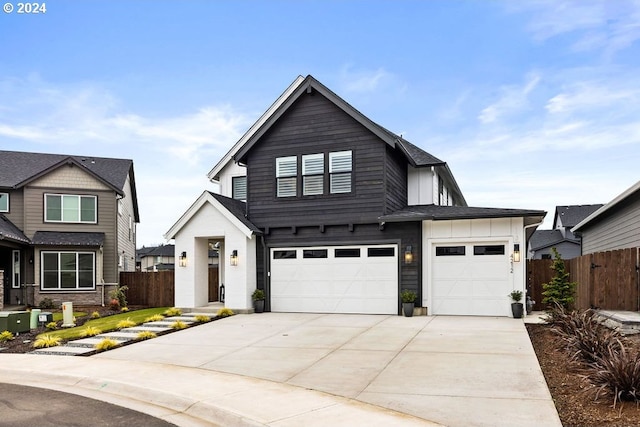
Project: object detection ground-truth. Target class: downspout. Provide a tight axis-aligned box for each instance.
[261,234,269,312]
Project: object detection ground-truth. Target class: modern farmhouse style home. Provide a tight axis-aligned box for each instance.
[0,151,139,309]
[166,75,545,316]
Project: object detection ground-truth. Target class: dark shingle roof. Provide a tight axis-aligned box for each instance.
[209,192,262,234]
[395,138,445,167]
[528,229,572,251]
[32,231,105,246]
[0,214,30,244]
[380,204,546,222]
[146,244,175,257]
[0,150,132,193]
[554,204,604,228]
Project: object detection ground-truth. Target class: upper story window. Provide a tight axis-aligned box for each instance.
[45,194,97,223]
[0,192,8,212]
[276,156,297,197]
[329,151,352,194]
[232,176,247,201]
[302,153,324,196]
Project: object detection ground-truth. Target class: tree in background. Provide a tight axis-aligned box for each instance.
[542,247,576,309]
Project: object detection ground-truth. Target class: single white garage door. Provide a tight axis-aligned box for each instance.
[431,242,512,316]
[270,245,398,314]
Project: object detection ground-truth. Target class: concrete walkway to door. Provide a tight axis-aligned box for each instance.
[94,312,560,426]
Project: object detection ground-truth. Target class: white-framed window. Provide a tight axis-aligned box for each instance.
[45,194,97,223]
[41,251,95,290]
[0,192,8,212]
[302,153,324,196]
[276,156,297,197]
[329,151,352,194]
[12,250,20,289]
[232,176,247,201]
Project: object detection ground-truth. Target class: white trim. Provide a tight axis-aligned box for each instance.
[207,75,306,182]
[572,179,640,233]
[164,191,254,240]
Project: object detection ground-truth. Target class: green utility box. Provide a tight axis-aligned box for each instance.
[38,312,53,324]
[0,311,31,334]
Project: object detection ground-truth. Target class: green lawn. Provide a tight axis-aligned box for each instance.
[52,312,86,322]
[38,307,170,341]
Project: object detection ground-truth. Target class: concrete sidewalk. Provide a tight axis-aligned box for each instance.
[0,313,561,426]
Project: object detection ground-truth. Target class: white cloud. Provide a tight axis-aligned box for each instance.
[340,66,392,93]
[478,73,541,124]
[545,81,639,114]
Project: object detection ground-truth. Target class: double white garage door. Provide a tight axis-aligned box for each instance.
[270,245,398,314]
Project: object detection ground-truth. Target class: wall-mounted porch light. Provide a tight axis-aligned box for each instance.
[230,250,238,266]
[179,251,187,267]
[512,244,521,263]
[404,245,413,264]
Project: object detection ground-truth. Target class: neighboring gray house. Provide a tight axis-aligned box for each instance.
[137,244,218,271]
[0,151,139,309]
[528,204,603,259]
[572,180,640,255]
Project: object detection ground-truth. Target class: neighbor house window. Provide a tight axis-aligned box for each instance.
[0,193,8,212]
[41,251,95,290]
[276,156,297,197]
[232,176,247,201]
[45,194,97,223]
[302,153,324,196]
[329,151,352,194]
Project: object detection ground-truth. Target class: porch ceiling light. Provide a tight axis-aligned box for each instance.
[230,250,238,266]
[512,244,521,263]
[179,251,187,267]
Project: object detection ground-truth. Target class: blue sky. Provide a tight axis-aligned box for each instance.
[2,1,639,246]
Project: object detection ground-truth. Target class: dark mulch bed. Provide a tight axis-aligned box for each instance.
[527,323,640,427]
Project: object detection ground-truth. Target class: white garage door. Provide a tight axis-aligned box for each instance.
[270,245,398,314]
[431,242,512,316]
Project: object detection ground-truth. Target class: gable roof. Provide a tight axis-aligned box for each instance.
[528,229,578,251]
[572,179,640,233]
[165,191,261,240]
[0,214,30,244]
[379,204,546,223]
[32,231,105,246]
[0,150,140,222]
[206,74,465,205]
[553,204,604,229]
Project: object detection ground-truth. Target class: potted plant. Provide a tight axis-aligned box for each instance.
[252,289,265,313]
[400,290,417,317]
[509,290,524,318]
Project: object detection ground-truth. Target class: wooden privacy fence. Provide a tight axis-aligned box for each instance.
[528,247,640,311]
[119,271,175,307]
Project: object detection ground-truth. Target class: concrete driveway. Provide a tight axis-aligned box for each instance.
[92,312,561,426]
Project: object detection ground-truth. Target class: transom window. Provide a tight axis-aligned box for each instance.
[329,151,352,194]
[45,194,97,223]
[436,246,466,256]
[41,251,95,290]
[0,192,8,212]
[302,153,324,196]
[473,245,505,256]
[276,156,297,197]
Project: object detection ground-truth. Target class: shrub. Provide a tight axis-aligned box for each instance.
[137,330,157,340]
[94,338,120,351]
[194,314,211,322]
[39,298,55,309]
[109,285,128,309]
[91,311,101,319]
[542,248,577,310]
[590,344,640,407]
[33,334,62,348]
[144,314,165,323]
[109,298,120,311]
[80,326,102,337]
[217,307,234,318]
[116,318,137,330]
[121,307,129,312]
[252,289,265,301]
[400,290,417,303]
[163,307,182,317]
[45,321,58,331]
[0,331,15,342]
[171,320,188,330]
[509,290,523,302]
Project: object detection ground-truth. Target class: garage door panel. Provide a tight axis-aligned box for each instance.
[271,245,397,315]
[432,242,511,316]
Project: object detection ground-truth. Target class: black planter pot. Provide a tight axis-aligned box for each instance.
[402,302,414,317]
[254,299,265,313]
[511,302,524,319]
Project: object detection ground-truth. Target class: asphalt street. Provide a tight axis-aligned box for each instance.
[0,383,177,427]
